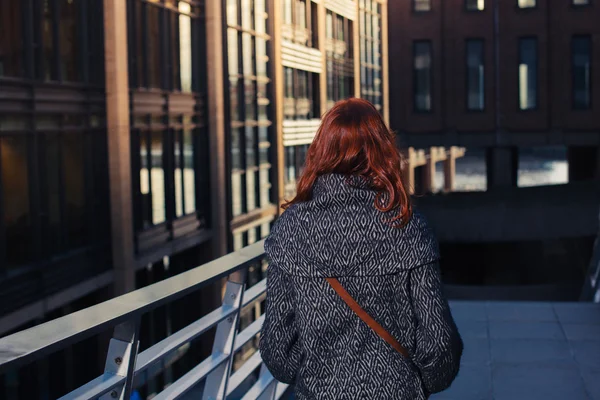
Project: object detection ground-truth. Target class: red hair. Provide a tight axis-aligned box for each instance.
[283,98,412,227]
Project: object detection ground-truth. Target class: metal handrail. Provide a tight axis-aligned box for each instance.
[0,240,288,400]
[581,207,600,303]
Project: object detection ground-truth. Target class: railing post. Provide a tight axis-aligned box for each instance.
[202,270,247,400]
[99,320,140,400]
[256,365,277,400]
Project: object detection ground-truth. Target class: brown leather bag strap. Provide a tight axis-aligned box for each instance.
[326,277,410,358]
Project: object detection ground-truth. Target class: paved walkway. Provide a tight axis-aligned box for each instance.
[432,301,600,400]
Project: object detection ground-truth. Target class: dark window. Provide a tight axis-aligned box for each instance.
[1,136,33,267]
[284,144,309,198]
[466,39,485,111]
[0,2,23,77]
[572,0,590,5]
[129,0,199,90]
[466,0,485,10]
[517,0,536,8]
[359,0,383,112]
[414,0,432,12]
[413,41,433,112]
[1,0,102,82]
[572,36,591,109]
[518,37,537,110]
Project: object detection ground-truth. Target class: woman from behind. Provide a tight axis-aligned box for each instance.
[259,98,463,399]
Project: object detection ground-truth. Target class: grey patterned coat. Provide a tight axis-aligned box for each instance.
[259,173,463,400]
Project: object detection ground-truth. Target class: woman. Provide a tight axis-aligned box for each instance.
[259,98,463,399]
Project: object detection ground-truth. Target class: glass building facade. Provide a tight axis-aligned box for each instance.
[0,0,389,397]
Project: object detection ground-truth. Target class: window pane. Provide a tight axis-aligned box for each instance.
[283,0,293,25]
[246,170,257,212]
[241,0,253,30]
[179,3,192,92]
[466,40,485,111]
[226,0,237,26]
[174,131,184,217]
[150,131,166,225]
[232,172,243,217]
[297,0,306,29]
[0,1,23,77]
[62,133,86,247]
[518,0,536,8]
[572,36,591,110]
[42,0,55,81]
[44,134,62,255]
[414,41,432,112]
[183,129,195,215]
[518,38,537,110]
[59,0,78,81]
[466,0,485,10]
[147,4,161,88]
[1,136,32,267]
[414,0,431,11]
[139,132,151,228]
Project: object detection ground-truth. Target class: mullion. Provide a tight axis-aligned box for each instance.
[178,130,186,215]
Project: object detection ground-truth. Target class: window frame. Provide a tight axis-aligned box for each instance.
[465,38,486,112]
[413,0,432,13]
[571,35,592,110]
[571,0,592,7]
[517,36,538,111]
[465,0,486,11]
[413,40,434,114]
[516,0,537,9]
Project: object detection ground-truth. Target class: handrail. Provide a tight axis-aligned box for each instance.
[0,240,286,400]
[580,206,600,303]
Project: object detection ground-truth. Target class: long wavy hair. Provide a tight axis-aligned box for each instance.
[282,98,412,227]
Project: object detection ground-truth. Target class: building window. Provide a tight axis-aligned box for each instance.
[466,0,485,10]
[281,0,315,47]
[466,39,485,111]
[413,41,433,112]
[284,144,309,198]
[572,36,591,110]
[326,11,354,109]
[414,0,432,12]
[572,0,590,5]
[128,1,209,244]
[517,0,536,8]
[128,0,200,91]
[359,0,383,112]
[0,0,103,83]
[284,67,319,120]
[518,37,537,110]
[226,0,273,221]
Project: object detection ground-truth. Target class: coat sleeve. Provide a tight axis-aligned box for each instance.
[409,261,463,394]
[259,261,302,384]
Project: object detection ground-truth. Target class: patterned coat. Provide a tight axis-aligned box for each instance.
[259,173,463,400]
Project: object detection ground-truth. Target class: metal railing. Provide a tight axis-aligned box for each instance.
[0,241,288,400]
[581,206,600,303]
